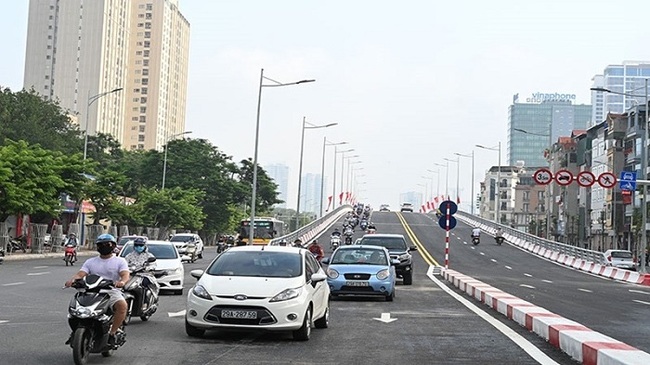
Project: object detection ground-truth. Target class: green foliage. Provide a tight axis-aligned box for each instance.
[129,187,206,230]
[84,169,128,224]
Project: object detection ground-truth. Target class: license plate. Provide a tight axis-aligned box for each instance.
[345,281,369,287]
[221,309,257,319]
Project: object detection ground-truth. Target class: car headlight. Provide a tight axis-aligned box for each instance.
[191,285,212,300]
[270,287,302,302]
[398,253,411,261]
[172,267,183,275]
[327,268,339,279]
[376,269,390,280]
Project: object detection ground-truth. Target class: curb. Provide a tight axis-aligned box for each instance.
[442,268,650,365]
[2,250,97,261]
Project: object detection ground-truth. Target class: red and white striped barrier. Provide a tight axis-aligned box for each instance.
[442,269,650,365]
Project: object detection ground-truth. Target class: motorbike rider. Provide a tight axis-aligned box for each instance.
[125,237,156,270]
[64,233,129,348]
[495,227,503,238]
[65,232,79,262]
[308,240,324,262]
[293,238,303,248]
[471,227,481,239]
[331,228,341,237]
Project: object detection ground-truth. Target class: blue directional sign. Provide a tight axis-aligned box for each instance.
[438,200,458,215]
[438,215,457,230]
[438,200,458,230]
[619,171,637,191]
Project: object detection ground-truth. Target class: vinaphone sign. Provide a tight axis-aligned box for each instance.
[526,92,576,103]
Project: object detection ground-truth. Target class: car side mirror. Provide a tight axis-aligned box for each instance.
[147,256,157,263]
[190,269,204,279]
[321,257,330,265]
[409,246,418,251]
[311,272,327,282]
[391,259,401,265]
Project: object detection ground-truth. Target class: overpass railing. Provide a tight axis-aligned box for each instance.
[456,211,608,265]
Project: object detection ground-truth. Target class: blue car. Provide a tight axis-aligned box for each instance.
[322,245,396,301]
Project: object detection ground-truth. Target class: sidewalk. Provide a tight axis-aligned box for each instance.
[1,249,97,261]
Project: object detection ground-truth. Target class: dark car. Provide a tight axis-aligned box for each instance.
[357,234,416,285]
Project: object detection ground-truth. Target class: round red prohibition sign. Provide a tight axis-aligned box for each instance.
[598,172,617,188]
[577,171,595,187]
[555,169,574,186]
[533,168,553,185]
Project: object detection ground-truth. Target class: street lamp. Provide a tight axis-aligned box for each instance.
[83,88,123,160]
[427,169,440,200]
[321,138,347,217]
[434,162,449,198]
[455,150,475,215]
[250,69,315,245]
[332,148,354,210]
[162,131,193,190]
[476,142,502,224]
[444,157,460,205]
[592,81,648,274]
[295,117,337,229]
[340,153,359,206]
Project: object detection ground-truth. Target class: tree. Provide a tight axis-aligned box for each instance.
[129,187,206,231]
[84,169,128,224]
[0,140,86,222]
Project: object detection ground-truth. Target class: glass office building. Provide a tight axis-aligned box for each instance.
[507,94,591,167]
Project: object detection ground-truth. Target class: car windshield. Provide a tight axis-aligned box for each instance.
[610,251,633,259]
[331,249,388,265]
[170,235,194,243]
[120,243,178,259]
[359,237,407,250]
[206,251,302,278]
[118,236,137,246]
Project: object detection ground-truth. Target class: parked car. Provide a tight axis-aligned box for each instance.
[357,234,416,285]
[400,202,414,212]
[322,245,396,301]
[170,233,204,259]
[185,245,330,341]
[120,240,185,295]
[604,249,636,271]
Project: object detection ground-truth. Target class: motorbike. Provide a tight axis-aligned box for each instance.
[359,220,368,231]
[66,275,127,365]
[344,232,353,245]
[495,236,504,245]
[123,257,159,322]
[7,236,27,253]
[64,244,77,266]
[183,242,197,263]
[472,236,480,245]
[330,235,341,250]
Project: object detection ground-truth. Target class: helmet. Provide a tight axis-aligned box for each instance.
[278,239,288,246]
[96,233,116,245]
[69,232,76,237]
[133,237,147,253]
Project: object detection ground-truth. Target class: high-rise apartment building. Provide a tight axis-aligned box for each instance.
[590,61,650,127]
[300,173,323,216]
[23,0,190,151]
[265,163,289,208]
[507,93,591,167]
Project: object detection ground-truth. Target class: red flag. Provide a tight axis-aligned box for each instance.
[426,201,432,210]
[326,196,332,211]
[346,192,351,202]
[434,196,439,204]
[440,195,445,202]
[456,196,461,204]
[339,192,344,205]
[421,204,426,212]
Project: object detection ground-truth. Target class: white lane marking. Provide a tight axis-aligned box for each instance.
[504,266,512,270]
[520,284,536,289]
[633,300,650,306]
[490,259,498,264]
[33,266,48,269]
[426,267,559,365]
[2,282,26,286]
[629,289,650,295]
[578,288,592,293]
[542,280,553,284]
[463,241,468,245]
[373,313,398,323]
[168,310,186,317]
[480,252,486,256]
[523,273,533,277]
[27,272,51,276]
[0,320,8,324]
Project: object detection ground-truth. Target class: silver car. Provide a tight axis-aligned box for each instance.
[604,249,636,271]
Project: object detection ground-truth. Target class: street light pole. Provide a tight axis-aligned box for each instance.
[455,150,475,214]
[83,87,123,160]
[340,153,358,206]
[332,148,353,210]
[249,69,315,245]
[162,131,193,189]
[320,138,347,217]
[434,162,449,198]
[296,117,337,229]
[428,169,440,199]
[476,143,502,223]
[444,157,460,204]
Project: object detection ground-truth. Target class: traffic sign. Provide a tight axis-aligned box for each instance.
[438,215,457,230]
[576,171,595,187]
[555,170,573,186]
[438,200,458,215]
[619,171,637,191]
[533,168,553,185]
[597,172,616,189]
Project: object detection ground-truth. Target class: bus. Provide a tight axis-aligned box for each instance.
[238,217,285,245]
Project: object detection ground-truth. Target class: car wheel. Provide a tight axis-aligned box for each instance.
[185,319,205,338]
[292,307,312,341]
[403,270,413,285]
[314,303,329,329]
[198,251,203,259]
[386,290,395,302]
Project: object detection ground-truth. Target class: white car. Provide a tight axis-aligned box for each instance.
[120,240,185,295]
[604,249,636,271]
[400,202,414,212]
[185,245,330,341]
[170,233,204,259]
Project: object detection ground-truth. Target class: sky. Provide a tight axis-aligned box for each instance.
[2,0,650,212]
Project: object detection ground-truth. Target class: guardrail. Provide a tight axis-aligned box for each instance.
[456,211,608,265]
[270,205,353,246]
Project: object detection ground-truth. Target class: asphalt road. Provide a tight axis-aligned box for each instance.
[0,214,588,365]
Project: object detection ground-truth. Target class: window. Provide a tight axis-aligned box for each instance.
[144,32,151,38]
[140,97,147,103]
[141,88,148,94]
[138,23,144,27]
[145,22,151,29]
[136,51,142,55]
[132,107,139,112]
[133,97,139,102]
[141,78,148,85]
[138,135,145,142]
[144,41,150,48]
[131,117,139,121]
[143,60,149,66]
[142,69,149,76]
[143,50,150,57]
[139,125,146,133]
[523,191,530,201]
[523,203,529,212]
[139,116,146,122]
[146,4,153,10]
[140,107,147,113]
